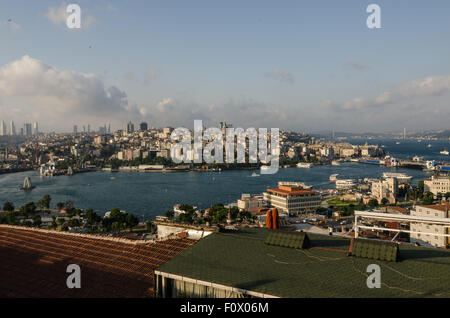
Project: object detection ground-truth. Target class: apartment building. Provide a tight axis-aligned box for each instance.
[410,203,450,248]
[263,184,321,216]
[424,176,450,196]
[371,177,398,204]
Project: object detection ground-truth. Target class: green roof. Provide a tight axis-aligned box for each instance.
[156,228,450,298]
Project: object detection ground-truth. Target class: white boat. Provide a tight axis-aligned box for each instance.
[382,172,412,182]
[335,179,356,190]
[329,174,339,182]
[331,160,340,166]
[440,150,449,155]
[297,162,313,168]
[427,144,432,148]
[396,142,401,145]
[251,172,260,177]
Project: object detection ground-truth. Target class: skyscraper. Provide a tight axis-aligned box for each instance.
[0,121,6,136]
[88,125,91,133]
[24,123,32,137]
[10,121,15,136]
[140,122,148,131]
[33,122,39,136]
[73,125,78,134]
[127,121,135,134]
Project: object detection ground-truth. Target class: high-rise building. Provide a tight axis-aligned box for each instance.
[73,125,78,134]
[33,122,39,136]
[88,124,91,133]
[9,121,15,136]
[140,122,148,131]
[108,124,111,134]
[127,121,135,134]
[0,121,6,136]
[24,123,32,137]
[83,125,86,133]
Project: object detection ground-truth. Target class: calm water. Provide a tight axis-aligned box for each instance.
[1,139,448,219]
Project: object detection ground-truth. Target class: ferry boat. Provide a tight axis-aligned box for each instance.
[382,172,412,182]
[297,162,313,168]
[331,160,341,166]
[329,174,339,182]
[440,150,449,155]
[335,179,356,190]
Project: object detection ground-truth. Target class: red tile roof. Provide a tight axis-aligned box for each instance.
[0,226,195,298]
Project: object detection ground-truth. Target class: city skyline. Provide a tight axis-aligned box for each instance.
[1,1,450,133]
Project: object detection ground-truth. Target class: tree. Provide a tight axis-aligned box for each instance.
[24,202,37,214]
[381,198,389,206]
[125,214,139,230]
[421,192,434,205]
[368,199,379,208]
[165,210,175,219]
[3,202,14,212]
[57,202,65,211]
[68,218,81,228]
[41,195,51,209]
[32,215,42,227]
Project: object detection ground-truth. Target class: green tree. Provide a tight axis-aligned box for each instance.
[125,213,139,230]
[57,202,65,210]
[41,195,51,209]
[368,199,379,208]
[24,202,37,214]
[3,202,15,212]
[33,215,42,227]
[165,210,174,219]
[381,198,389,206]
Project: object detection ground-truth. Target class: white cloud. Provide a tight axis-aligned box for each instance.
[265,69,294,84]
[0,56,132,129]
[338,75,450,111]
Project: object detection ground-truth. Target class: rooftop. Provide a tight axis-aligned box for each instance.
[266,185,317,196]
[156,228,450,298]
[0,225,195,298]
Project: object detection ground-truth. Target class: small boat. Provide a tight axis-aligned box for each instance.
[110,177,116,180]
[396,142,401,145]
[251,172,260,177]
[427,144,432,148]
[329,174,339,182]
[440,150,449,155]
[331,160,340,166]
[297,162,313,168]
[19,177,35,191]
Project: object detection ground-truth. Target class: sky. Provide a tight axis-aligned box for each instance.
[0,0,449,133]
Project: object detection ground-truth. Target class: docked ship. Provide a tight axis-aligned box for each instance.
[20,177,35,191]
[297,162,313,168]
[440,150,449,155]
[382,172,412,182]
[40,160,56,177]
[331,160,341,166]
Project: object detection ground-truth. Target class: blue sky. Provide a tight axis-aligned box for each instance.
[0,0,450,133]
